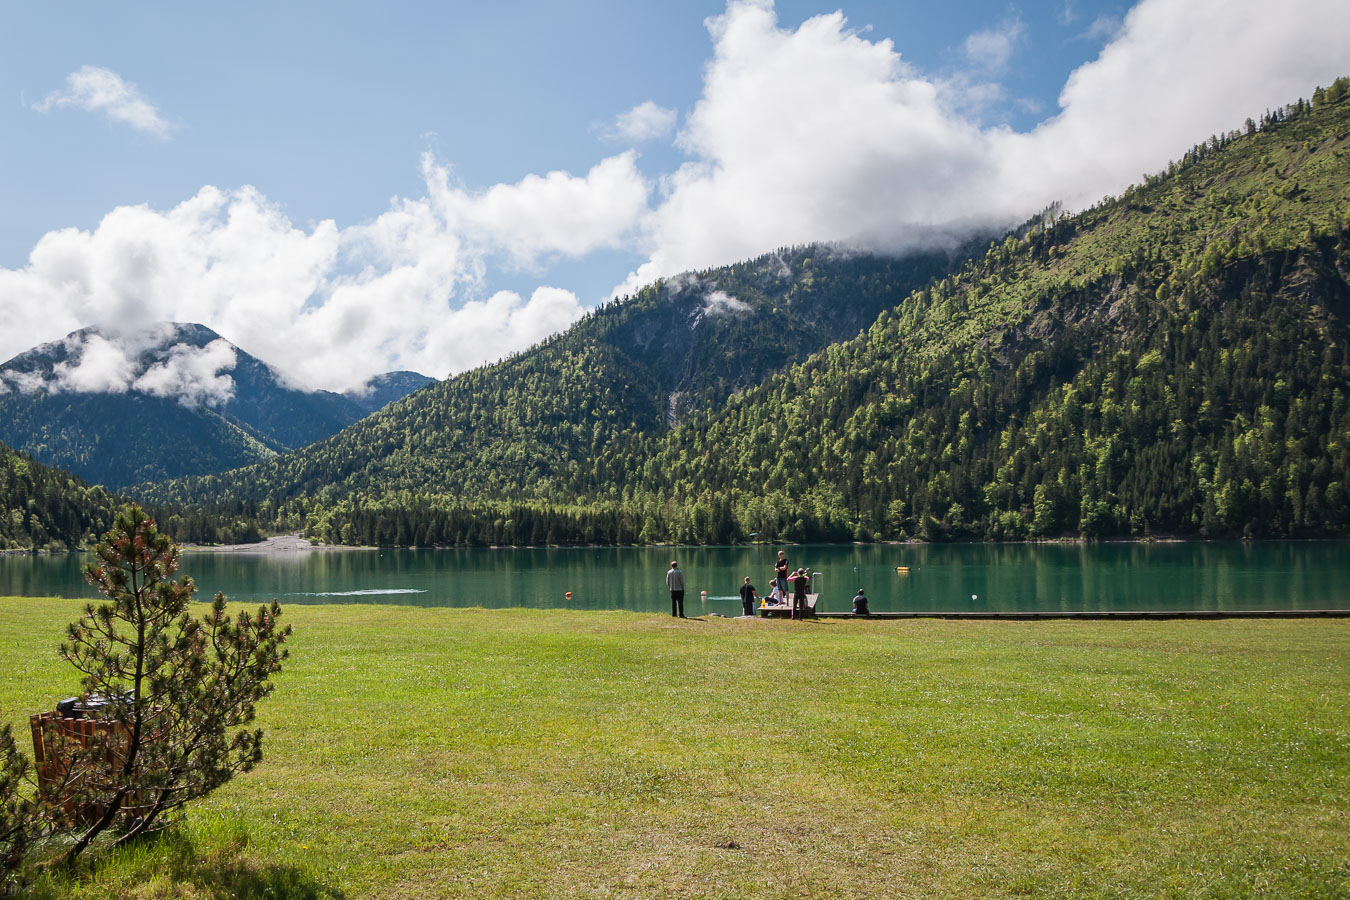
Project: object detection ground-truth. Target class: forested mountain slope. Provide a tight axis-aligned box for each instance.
[0,440,119,550]
[144,81,1350,545]
[138,247,960,506]
[603,84,1350,541]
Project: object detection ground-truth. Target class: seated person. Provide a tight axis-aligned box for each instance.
[852,589,870,615]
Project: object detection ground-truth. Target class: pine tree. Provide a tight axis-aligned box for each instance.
[0,725,32,878]
[54,505,291,862]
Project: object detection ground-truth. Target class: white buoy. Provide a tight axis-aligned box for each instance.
[972,594,978,600]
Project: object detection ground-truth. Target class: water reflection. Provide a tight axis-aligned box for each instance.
[2,542,1347,615]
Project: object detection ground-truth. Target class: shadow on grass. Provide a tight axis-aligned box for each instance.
[21,827,344,900]
[158,828,345,900]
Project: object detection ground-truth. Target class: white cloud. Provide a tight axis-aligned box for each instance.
[963,17,1026,74]
[34,66,174,139]
[1079,14,1123,41]
[702,290,750,316]
[433,151,650,265]
[420,287,587,373]
[50,333,135,393]
[133,339,238,406]
[2,328,238,406]
[6,0,1350,395]
[614,0,1350,295]
[0,370,46,395]
[0,154,646,392]
[602,101,679,143]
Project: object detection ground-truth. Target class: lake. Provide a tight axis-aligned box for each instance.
[3,542,1349,616]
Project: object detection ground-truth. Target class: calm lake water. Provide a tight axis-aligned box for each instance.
[3,542,1349,615]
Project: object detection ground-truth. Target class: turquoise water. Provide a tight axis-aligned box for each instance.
[3,542,1349,616]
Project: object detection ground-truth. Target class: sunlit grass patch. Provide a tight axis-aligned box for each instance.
[2,598,1347,898]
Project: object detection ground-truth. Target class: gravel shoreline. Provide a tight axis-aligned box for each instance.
[180,533,359,553]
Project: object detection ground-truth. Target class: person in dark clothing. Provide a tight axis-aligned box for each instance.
[666,561,686,618]
[774,551,790,602]
[739,577,759,617]
[852,589,870,616]
[789,568,810,618]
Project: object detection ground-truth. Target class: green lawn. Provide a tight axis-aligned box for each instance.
[2,597,1347,898]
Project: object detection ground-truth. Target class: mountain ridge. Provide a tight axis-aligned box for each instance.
[133,244,969,506]
[0,322,433,488]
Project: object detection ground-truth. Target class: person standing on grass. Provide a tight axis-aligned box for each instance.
[739,576,759,617]
[667,560,687,618]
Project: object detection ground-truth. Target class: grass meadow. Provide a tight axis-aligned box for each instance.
[1,597,1347,898]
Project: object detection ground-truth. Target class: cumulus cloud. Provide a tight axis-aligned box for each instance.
[602,101,679,143]
[34,66,174,138]
[133,339,238,405]
[7,0,1350,393]
[433,151,649,265]
[614,0,1350,294]
[0,153,647,391]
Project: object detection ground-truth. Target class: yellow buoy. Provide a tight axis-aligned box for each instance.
[896,566,910,574]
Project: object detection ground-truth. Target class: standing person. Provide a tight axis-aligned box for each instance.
[739,576,759,617]
[790,568,810,619]
[788,569,804,620]
[666,560,687,618]
[774,551,790,605]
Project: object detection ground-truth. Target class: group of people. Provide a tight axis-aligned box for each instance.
[665,551,828,619]
[729,550,813,618]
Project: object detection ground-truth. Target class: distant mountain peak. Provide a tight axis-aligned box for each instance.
[0,322,241,407]
[342,370,436,413]
[0,322,436,487]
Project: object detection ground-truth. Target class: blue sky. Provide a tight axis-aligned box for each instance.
[2,1,1123,275]
[1,0,1346,393]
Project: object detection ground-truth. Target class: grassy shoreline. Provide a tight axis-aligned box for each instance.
[3,597,1347,898]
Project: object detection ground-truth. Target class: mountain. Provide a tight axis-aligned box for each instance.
[597,83,1350,542]
[144,81,1350,545]
[0,437,262,550]
[343,371,437,414]
[0,323,430,488]
[135,246,965,505]
[0,440,120,551]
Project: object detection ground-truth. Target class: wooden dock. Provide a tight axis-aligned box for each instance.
[813,609,1350,621]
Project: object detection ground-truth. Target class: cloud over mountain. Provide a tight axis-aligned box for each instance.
[616,0,1350,293]
[4,0,1348,392]
[0,325,238,407]
[0,155,648,392]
